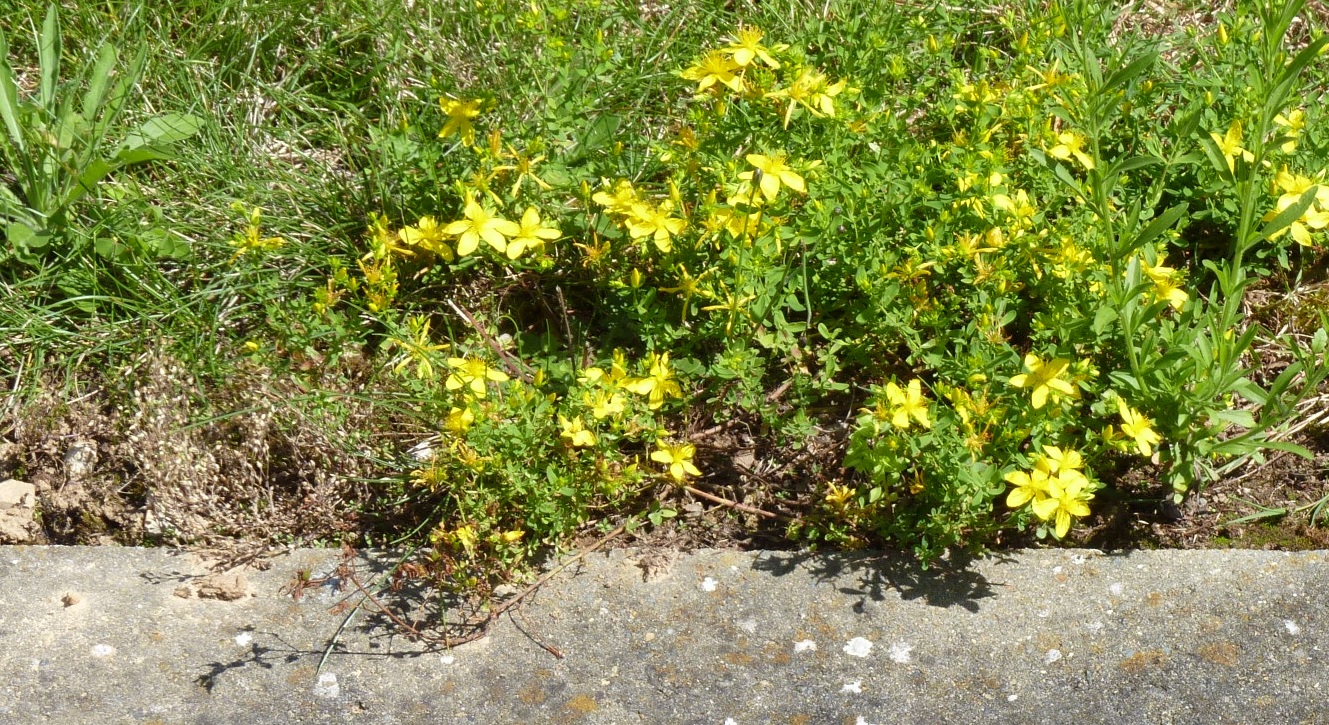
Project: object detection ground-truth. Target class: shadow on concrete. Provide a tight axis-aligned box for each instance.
[749,550,1009,612]
[194,625,440,693]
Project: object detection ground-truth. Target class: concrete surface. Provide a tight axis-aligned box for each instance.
[0,545,1325,723]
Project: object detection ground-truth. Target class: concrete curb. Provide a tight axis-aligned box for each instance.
[0,545,1325,723]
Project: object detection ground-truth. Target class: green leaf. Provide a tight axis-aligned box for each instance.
[1273,36,1328,98]
[1101,51,1157,94]
[1104,154,1160,183]
[62,157,113,208]
[1052,161,1082,196]
[1091,305,1117,335]
[115,145,177,164]
[1224,507,1287,526]
[122,113,203,148]
[1251,186,1317,246]
[1210,408,1255,429]
[38,3,60,112]
[573,114,620,158]
[0,29,26,154]
[82,42,117,121]
[1198,137,1233,180]
[1130,203,1187,251]
[6,220,50,250]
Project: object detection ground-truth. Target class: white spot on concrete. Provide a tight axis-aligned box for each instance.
[1285,620,1302,636]
[1007,694,1019,702]
[855,717,879,725]
[843,637,874,657]
[793,639,817,653]
[888,641,914,663]
[1085,621,1104,634]
[1072,554,1087,564]
[841,680,863,694]
[234,632,252,646]
[91,644,115,658]
[1044,649,1063,664]
[724,719,737,725]
[599,607,609,615]
[1052,566,1063,575]
[440,654,456,665]
[737,619,757,634]
[1109,582,1124,596]
[1037,608,1050,618]
[700,577,718,592]
[314,672,340,698]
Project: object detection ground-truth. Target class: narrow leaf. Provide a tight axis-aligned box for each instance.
[114,145,177,164]
[38,3,60,112]
[0,31,26,153]
[82,43,117,120]
[1102,51,1157,94]
[1251,186,1317,246]
[1131,203,1187,251]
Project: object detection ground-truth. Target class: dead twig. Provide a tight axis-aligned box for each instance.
[446,298,531,382]
[682,484,787,520]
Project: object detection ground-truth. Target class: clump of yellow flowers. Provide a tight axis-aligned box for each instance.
[1004,446,1099,539]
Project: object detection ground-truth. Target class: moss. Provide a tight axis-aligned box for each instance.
[1223,522,1319,550]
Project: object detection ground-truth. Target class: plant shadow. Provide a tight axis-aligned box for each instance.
[749,549,1010,613]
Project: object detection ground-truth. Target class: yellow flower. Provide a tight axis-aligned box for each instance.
[438,97,483,146]
[583,390,626,419]
[445,356,510,398]
[444,197,521,257]
[681,51,744,93]
[388,315,449,379]
[624,352,683,409]
[1036,446,1083,474]
[1031,469,1093,538]
[592,179,641,216]
[991,189,1036,228]
[703,205,762,240]
[884,379,931,430]
[1116,399,1162,457]
[398,216,455,261]
[229,205,286,262]
[1004,466,1050,509]
[739,152,806,202]
[1009,353,1077,409]
[449,524,478,554]
[764,67,848,128]
[506,207,561,259]
[492,145,551,198]
[1048,131,1095,170]
[444,406,475,435]
[559,415,597,447]
[1140,259,1188,311]
[1273,108,1305,153]
[651,441,701,482]
[1210,120,1254,174]
[1263,168,1329,247]
[625,201,687,253]
[719,26,787,69]
[825,483,854,509]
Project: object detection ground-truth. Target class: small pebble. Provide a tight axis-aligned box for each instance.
[700,577,718,592]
